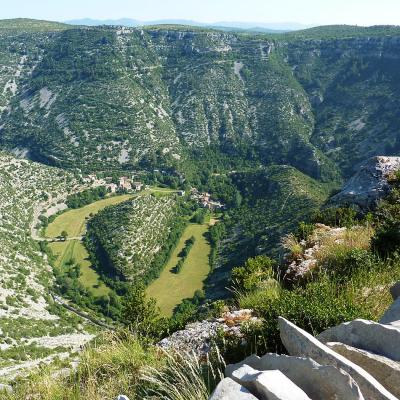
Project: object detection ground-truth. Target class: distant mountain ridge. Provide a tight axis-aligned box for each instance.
[64,18,312,32]
[1,19,400,180]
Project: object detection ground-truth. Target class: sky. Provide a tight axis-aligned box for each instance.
[1,0,400,26]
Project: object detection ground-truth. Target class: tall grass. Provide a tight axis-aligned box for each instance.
[5,332,161,400]
[140,349,225,400]
[313,225,374,268]
[4,333,226,400]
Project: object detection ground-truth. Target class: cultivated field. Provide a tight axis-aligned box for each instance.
[45,194,133,238]
[146,222,212,316]
[49,240,109,296]
[45,194,133,295]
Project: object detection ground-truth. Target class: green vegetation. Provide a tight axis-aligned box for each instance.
[0,153,97,374]
[85,195,192,285]
[3,18,400,394]
[3,332,223,400]
[44,193,135,299]
[45,194,133,238]
[66,186,107,209]
[2,20,400,181]
[218,176,400,363]
[147,223,212,316]
[49,240,109,297]
[0,18,70,32]
[173,236,196,274]
[206,166,332,299]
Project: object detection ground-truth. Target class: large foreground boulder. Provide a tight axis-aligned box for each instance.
[209,377,258,400]
[278,317,397,400]
[226,353,364,400]
[229,364,311,400]
[327,342,400,398]
[330,156,400,210]
[317,319,400,361]
[380,298,400,327]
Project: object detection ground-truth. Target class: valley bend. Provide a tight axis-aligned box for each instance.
[0,0,399,399]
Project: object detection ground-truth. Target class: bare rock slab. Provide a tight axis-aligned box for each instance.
[226,353,364,400]
[278,317,397,400]
[317,319,400,361]
[380,297,400,327]
[230,364,311,400]
[327,342,400,398]
[209,377,258,400]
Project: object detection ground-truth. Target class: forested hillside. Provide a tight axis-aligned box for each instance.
[0,20,399,181]
[85,195,187,284]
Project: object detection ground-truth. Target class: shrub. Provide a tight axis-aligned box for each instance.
[313,206,359,227]
[231,256,277,292]
[232,277,374,358]
[372,222,400,256]
[123,283,167,339]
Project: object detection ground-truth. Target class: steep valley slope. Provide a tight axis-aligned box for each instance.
[0,22,399,181]
[0,152,96,381]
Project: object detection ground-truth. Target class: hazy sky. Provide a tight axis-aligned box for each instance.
[1,0,399,26]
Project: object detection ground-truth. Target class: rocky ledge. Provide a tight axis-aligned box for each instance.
[210,282,400,400]
[330,156,400,210]
[158,309,261,358]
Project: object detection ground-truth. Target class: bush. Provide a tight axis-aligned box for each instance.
[313,206,359,227]
[372,222,400,256]
[223,277,374,361]
[231,256,277,292]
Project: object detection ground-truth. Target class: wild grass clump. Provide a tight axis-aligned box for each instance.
[140,349,224,400]
[313,225,374,269]
[5,332,162,400]
[5,332,226,400]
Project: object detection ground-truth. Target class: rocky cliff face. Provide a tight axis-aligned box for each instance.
[330,156,400,209]
[0,22,400,180]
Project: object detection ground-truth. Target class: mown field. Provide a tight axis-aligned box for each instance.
[49,240,110,296]
[46,194,134,296]
[146,222,212,316]
[45,194,134,238]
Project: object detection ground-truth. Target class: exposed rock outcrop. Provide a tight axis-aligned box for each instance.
[327,342,400,397]
[209,377,258,400]
[317,319,400,361]
[330,156,400,210]
[380,297,400,327]
[158,309,261,357]
[390,281,400,300]
[228,364,311,400]
[278,317,397,400]
[226,353,364,400]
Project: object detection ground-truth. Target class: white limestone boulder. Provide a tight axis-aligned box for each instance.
[317,319,400,361]
[229,364,311,400]
[327,342,400,398]
[278,317,397,400]
[330,156,400,210]
[380,297,400,327]
[209,377,258,400]
[226,353,364,400]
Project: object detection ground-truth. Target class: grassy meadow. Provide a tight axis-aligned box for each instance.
[146,222,212,316]
[45,194,134,296]
[45,194,133,238]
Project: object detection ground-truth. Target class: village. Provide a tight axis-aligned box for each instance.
[190,187,225,210]
[80,173,225,210]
